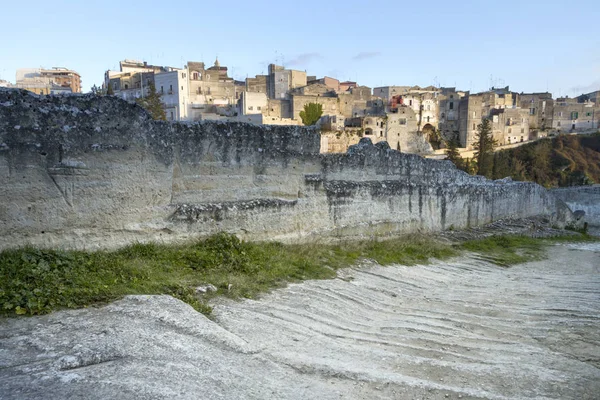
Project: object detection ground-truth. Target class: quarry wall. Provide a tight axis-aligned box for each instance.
[551,185,600,227]
[0,89,577,250]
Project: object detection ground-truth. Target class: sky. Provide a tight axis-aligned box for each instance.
[1,0,599,97]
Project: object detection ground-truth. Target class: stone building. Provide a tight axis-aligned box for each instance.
[154,70,189,121]
[339,81,358,92]
[458,93,484,148]
[246,75,267,93]
[307,76,340,92]
[577,90,600,104]
[437,88,466,142]
[186,59,236,119]
[552,97,600,133]
[268,64,307,100]
[239,91,268,115]
[519,92,554,132]
[15,67,82,94]
[337,86,374,117]
[105,60,177,101]
[372,86,412,100]
[373,86,440,135]
[489,108,530,145]
[39,68,82,93]
[108,71,159,101]
[457,87,534,149]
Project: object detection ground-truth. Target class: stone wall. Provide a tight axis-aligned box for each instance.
[0,89,576,250]
[550,185,600,227]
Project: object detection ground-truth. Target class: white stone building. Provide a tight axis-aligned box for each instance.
[155,70,189,121]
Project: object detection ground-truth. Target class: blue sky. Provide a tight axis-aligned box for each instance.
[1,0,599,96]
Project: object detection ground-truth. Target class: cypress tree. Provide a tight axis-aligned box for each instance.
[473,118,497,178]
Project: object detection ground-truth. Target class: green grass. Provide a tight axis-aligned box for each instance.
[458,233,597,266]
[458,235,547,266]
[0,232,595,317]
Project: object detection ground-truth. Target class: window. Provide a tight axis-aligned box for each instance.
[473,123,476,130]
[558,121,561,127]
[125,84,129,89]
[558,112,563,117]
[169,85,173,93]
[409,100,413,106]
[249,106,253,110]
[379,130,383,137]
[399,118,407,125]
[426,116,430,122]
[520,136,524,142]
[380,121,384,127]
[530,108,536,115]
[257,106,261,110]
[449,102,454,110]
[586,112,592,117]
[181,86,183,91]
[170,111,174,120]
[450,95,454,99]
[571,111,579,120]
[427,105,430,111]
[521,128,524,133]
[473,111,476,118]
[161,86,164,94]
[508,128,512,133]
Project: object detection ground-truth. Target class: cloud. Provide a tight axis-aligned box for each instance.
[570,80,600,94]
[352,51,382,61]
[286,53,323,67]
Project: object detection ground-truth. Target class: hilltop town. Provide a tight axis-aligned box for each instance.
[1,59,598,155]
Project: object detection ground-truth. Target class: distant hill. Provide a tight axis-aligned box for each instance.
[491,133,600,188]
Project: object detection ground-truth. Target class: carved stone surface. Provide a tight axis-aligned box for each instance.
[0,89,577,250]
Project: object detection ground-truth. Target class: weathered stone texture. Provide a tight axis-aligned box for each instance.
[0,89,576,249]
[551,185,600,227]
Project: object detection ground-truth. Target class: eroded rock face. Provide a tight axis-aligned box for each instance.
[551,185,600,227]
[0,89,578,250]
[1,243,599,399]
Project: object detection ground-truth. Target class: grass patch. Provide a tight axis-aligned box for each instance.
[458,235,547,266]
[1,232,595,317]
[457,233,598,267]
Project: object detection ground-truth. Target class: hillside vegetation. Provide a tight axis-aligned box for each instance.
[489,133,600,187]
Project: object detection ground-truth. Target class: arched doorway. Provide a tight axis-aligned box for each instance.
[422,123,435,135]
[422,123,440,149]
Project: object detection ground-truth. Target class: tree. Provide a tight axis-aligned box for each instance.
[90,84,106,96]
[473,118,497,178]
[299,102,323,126]
[136,83,166,121]
[445,139,464,170]
[463,158,477,175]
